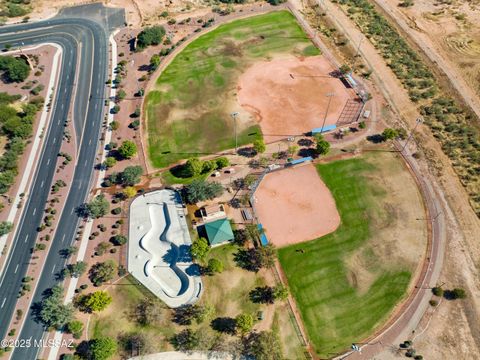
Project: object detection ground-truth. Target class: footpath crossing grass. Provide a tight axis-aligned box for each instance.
[146,10,320,168]
[278,155,412,357]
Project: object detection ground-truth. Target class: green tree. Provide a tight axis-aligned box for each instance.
[184,180,224,203]
[89,260,117,286]
[110,235,127,246]
[86,194,110,219]
[243,331,282,360]
[190,237,209,262]
[0,56,30,82]
[382,128,399,140]
[273,284,289,301]
[123,186,137,198]
[170,329,199,351]
[103,156,116,169]
[431,286,443,297]
[64,261,88,278]
[184,158,203,177]
[90,337,117,360]
[449,288,467,300]
[116,89,126,101]
[253,139,266,154]
[150,54,161,70]
[119,165,143,186]
[0,221,13,236]
[315,135,330,155]
[235,313,254,335]
[215,157,230,169]
[118,140,137,159]
[339,64,351,74]
[137,26,166,49]
[37,285,74,329]
[67,320,84,338]
[207,258,224,274]
[82,291,113,312]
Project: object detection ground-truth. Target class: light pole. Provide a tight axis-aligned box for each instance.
[401,117,423,152]
[355,35,364,57]
[231,112,239,152]
[320,92,335,134]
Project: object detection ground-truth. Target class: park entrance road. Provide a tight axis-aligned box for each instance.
[0,4,124,359]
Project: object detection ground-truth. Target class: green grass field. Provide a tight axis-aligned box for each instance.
[278,155,412,357]
[146,10,320,168]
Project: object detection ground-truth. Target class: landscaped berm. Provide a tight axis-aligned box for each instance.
[276,151,427,357]
[145,10,322,168]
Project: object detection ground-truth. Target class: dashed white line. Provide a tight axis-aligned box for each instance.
[61,234,66,243]
[24,234,29,243]
[53,137,56,144]
[46,158,50,165]
[40,180,44,188]
[14,264,19,274]
[1,298,6,308]
[51,265,56,274]
[32,208,37,216]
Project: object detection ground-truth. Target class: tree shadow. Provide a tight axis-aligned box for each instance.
[249,286,274,304]
[298,138,313,147]
[298,148,317,158]
[237,147,256,158]
[211,317,237,335]
[233,248,261,272]
[366,134,385,143]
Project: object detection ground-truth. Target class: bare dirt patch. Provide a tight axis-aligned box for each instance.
[237,55,354,143]
[254,163,340,247]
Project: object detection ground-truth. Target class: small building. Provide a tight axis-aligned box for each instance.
[200,204,226,223]
[204,218,234,247]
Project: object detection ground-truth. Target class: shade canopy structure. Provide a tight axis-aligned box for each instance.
[205,218,234,246]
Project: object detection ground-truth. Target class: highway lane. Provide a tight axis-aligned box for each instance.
[0,6,124,359]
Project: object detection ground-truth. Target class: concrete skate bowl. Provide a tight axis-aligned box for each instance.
[128,189,202,308]
[140,203,194,298]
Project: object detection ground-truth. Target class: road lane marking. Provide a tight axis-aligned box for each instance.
[51,265,56,274]
[32,208,36,216]
[14,264,19,274]
[24,234,29,243]
[53,137,56,144]
[1,298,5,308]
[61,234,66,243]
[40,180,44,188]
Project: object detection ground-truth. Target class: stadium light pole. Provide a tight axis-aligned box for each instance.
[401,117,423,152]
[231,112,239,152]
[320,92,335,134]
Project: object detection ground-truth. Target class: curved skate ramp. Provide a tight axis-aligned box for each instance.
[128,190,202,307]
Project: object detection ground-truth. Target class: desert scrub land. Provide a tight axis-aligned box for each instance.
[145,10,320,168]
[329,0,480,216]
[278,151,427,357]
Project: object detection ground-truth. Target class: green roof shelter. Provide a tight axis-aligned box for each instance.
[204,218,234,246]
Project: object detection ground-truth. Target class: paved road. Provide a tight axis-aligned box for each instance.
[0,4,124,359]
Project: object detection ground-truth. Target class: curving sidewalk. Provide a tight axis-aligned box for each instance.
[128,189,202,308]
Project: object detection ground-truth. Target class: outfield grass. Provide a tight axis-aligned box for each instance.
[146,10,320,168]
[278,155,412,357]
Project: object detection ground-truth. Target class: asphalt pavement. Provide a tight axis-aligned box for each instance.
[0,4,124,359]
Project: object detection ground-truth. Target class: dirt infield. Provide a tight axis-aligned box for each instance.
[254,163,340,247]
[237,55,353,143]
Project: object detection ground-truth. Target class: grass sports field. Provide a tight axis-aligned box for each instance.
[278,152,426,357]
[146,11,319,168]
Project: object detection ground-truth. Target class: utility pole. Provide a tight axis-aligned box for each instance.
[231,112,239,152]
[401,117,423,152]
[355,36,364,57]
[320,92,335,134]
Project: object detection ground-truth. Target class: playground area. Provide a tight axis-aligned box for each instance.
[237,55,356,143]
[128,190,202,308]
[253,163,340,247]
